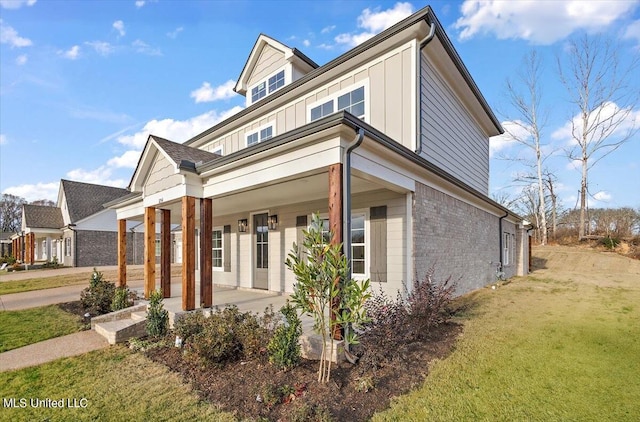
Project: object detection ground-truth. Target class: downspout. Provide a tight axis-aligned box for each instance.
[498,212,509,271]
[343,127,365,279]
[68,224,77,268]
[415,21,436,156]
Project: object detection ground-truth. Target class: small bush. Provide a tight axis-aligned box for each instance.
[601,236,620,250]
[42,257,60,269]
[1,255,17,265]
[187,306,243,365]
[80,268,116,316]
[111,286,134,311]
[146,290,168,338]
[173,310,207,344]
[268,302,302,370]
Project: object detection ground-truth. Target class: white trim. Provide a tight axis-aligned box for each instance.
[306,79,370,123]
[410,38,417,151]
[405,192,413,291]
[245,122,276,148]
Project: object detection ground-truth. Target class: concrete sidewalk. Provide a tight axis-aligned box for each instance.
[0,265,141,282]
[0,330,109,372]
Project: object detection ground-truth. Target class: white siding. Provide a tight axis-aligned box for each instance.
[144,153,181,197]
[247,44,287,87]
[419,54,490,194]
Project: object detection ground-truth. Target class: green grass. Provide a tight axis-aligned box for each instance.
[373,276,640,421]
[0,347,234,421]
[0,305,83,352]
[0,273,95,295]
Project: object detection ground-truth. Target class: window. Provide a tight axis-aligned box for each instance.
[250,70,285,104]
[268,70,285,93]
[246,124,274,146]
[65,237,71,256]
[319,213,366,276]
[155,238,161,257]
[503,233,511,266]
[310,85,366,122]
[251,81,266,103]
[211,145,224,156]
[212,229,223,269]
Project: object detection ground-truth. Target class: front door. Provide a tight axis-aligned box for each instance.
[253,213,268,290]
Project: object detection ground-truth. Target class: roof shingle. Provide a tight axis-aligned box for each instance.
[23,205,64,229]
[151,136,221,166]
[61,180,130,223]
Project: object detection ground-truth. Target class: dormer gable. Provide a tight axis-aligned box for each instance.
[234,34,318,107]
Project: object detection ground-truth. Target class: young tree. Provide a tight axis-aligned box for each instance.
[502,51,549,244]
[557,35,639,239]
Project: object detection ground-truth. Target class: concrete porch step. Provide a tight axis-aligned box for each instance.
[130,310,147,322]
[94,318,147,345]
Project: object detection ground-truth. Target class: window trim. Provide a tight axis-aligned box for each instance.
[210,145,224,156]
[245,122,276,147]
[247,68,288,105]
[314,208,370,280]
[503,232,511,266]
[306,80,370,123]
[212,227,223,271]
[65,237,71,257]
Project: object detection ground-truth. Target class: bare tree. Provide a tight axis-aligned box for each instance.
[558,34,639,239]
[30,199,56,207]
[542,170,559,240]
[503,50,549,244]
[0,194,26,232]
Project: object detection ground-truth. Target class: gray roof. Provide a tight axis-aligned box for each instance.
[151,136,221,167]
[61,179,130,223]
[23,204,64,229]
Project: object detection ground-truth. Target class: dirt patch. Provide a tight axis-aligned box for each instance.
[144,322,461,421]
[57,300,87,318]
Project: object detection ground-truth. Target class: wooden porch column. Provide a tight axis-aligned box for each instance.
[117,219,127,287]
[28,233,35,265]
[144,207,156,299]
[161,209,171,298]
[200,198,213,308]
[182,196,196,311]
[328,163,343,340]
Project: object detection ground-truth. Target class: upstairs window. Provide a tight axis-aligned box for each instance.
[246,124,274,147]
[250,70,286,104]
[309,85,366,122]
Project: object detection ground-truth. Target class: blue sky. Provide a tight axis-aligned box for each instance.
[1,0,639,211]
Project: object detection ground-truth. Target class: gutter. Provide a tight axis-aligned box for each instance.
[343,127,365,279]
[415,21,436,155]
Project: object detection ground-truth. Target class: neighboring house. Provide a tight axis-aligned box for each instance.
[1,232,13,257]
[108,5,530,311]
[16,179,145,267]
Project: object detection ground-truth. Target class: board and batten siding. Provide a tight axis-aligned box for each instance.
[144,153,182,197]
[201,42,415,157]
[247,44,287,88]
[419,54,490,194]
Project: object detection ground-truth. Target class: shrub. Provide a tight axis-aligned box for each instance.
[1,255,17,265]
[600,236,620,250]
[146,290,169,338]
[111,286,134,311]
[357,265,456,369]
[268,302,302,370]
[236,307,274,361]
[42,257,60,269]
[173,310,207,344]
[187,306,243,365]
[80,268,116,316]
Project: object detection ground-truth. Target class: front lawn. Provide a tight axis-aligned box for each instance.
[0,305,83,352]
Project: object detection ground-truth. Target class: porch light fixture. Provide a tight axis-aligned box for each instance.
[268,215,278,230]
[238,219,248,233]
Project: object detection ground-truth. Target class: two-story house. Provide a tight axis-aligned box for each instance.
[108,5,530,311]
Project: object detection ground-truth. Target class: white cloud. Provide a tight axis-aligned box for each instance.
[135,0,145,8]
[321,25,336,34]
[303,39,310,47]
[624,19,640,44]
[15,53,27,65]
[167,26,183,39]
[0,134,7,145]
[593,191,612,202]
[566,158,582,170]
[335,2,414,47]
[85,41,114,56]
[107,150,142,169]
[60,45,80,60]
[2,182,58,202]
[490,120,532,157]
[65,166,126,188]
[190,80,237,103]
[132,39,161,56]
[0,0,36,9]
[116,106,244,149]
[455,0,638,45]
[0,19,33,48]
[113,20,125,37]
[551,102,640,146]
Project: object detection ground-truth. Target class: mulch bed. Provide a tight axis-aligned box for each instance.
[145,322,461,421]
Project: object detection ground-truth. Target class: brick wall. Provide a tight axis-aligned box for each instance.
[413,183,501,295]
[74,230,145,267]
